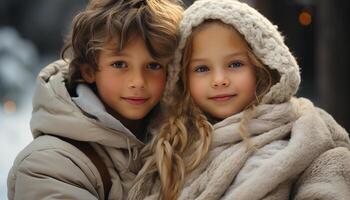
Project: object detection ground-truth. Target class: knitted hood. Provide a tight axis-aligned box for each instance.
[165,0,301,104]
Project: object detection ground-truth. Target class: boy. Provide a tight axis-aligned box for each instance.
[7,0,183,199]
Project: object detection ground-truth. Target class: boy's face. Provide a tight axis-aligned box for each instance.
[187,23,256,120]
[83,36,166,120]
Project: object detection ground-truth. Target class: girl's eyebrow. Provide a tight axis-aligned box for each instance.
[223,52,247,59]
[189,57,207,63]
[190,52,248,63]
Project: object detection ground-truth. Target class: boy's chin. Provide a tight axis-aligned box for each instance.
[106,105,151,121]
[124,115,147,121]
[117,113,147,121]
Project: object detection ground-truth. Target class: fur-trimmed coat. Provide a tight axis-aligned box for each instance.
[130,98,350,200]
[177,98,350,200]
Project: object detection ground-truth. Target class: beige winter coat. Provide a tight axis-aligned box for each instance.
[175,98,350,200]
[7,60,145,200]
[130,98,350,200]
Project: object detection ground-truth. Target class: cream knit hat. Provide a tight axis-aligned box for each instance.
[165,0,300,104]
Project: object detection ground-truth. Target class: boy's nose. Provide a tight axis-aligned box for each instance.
[129,70,145,89]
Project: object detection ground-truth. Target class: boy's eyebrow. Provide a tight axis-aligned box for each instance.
[103,49,168,64]
[103,48,129,57]
[101,47,117,54]
[113,51,129,57]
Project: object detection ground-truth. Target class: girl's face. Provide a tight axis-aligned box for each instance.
[82,36,167,120]
[188,23,256,120]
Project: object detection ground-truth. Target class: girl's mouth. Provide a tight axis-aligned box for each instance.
[209,94,236,101]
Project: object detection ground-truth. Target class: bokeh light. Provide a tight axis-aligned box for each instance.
[3,100,17,114]
[299,10,312,26]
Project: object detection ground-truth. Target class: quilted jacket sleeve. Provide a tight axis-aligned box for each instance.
[7,147,103,200]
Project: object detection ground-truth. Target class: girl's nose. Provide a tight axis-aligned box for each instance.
[212,71,230,88]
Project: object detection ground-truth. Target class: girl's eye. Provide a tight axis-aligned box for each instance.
[228,61,244,68]
[112,61,127,68]
[194,65,209,73]
[147,62,162,70]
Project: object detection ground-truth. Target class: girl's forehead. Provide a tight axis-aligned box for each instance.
[191,22,249,52]
[193,20,236,34]
[193,22,245,42]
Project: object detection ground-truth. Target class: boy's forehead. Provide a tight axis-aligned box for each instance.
[99,38,172,64]
[103,34,141,51]
[102,40,119,52]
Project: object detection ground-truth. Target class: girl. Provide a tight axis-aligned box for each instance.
[7,0,183,199]
[129,0,350,199]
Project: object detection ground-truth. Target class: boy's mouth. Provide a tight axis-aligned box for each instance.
[208,94,236,101]
[121,97,149,105]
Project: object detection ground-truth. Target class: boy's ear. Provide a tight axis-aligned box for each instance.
[80,64,96,83]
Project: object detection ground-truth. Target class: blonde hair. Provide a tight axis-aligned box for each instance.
[61,0,184,92]
[136,20,280,200]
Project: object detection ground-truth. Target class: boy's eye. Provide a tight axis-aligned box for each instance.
[228,61,244,68]
[194,65,209,73]
[147,62,162,70]
[112,61,127,68]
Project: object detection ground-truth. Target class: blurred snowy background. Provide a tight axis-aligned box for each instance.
[1,0,349,199]
[0,0,86,197]
[0,27,37,196]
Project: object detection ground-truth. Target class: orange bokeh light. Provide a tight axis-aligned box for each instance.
[299,11,312,26]
[3,100,17,114]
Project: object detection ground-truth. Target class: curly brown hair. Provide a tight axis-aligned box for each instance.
[61,0,183,91]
